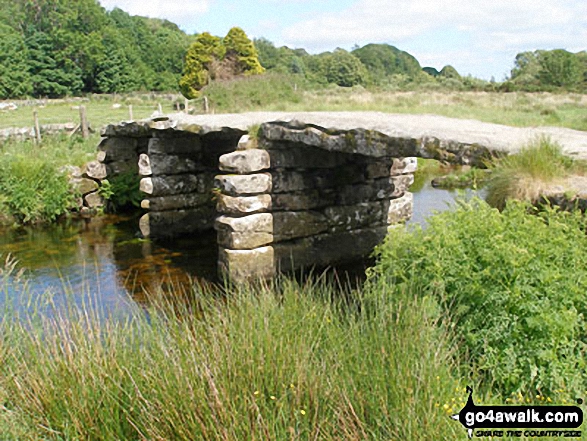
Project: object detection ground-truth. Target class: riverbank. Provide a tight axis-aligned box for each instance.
[1,200,585,439]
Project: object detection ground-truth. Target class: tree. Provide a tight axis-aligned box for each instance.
[352,43,421,84]
[538,49,581,88]
[179,32,224,98]
[0,23,32,98]
[180,28,264,98]
[439,65,461,79]
[223,27,264,76]
[324,49,368,87]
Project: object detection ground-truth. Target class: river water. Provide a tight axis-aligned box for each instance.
[0,174,483,316]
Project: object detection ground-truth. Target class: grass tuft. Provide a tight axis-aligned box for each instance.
[485,137,582,209]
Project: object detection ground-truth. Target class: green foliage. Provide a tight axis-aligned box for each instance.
[223,27,265,76]
[0,156,76,223]
[510,49,585,91]
[0,275,462,439]
[538,49,582,88]
[179,32,224,98]
[439,65,461,79]
[352,43,422,85]
[324,49,368,87]
[0,23,32,98]
[422,66,440,77]
[180,28,265,99]
[100,172,142,212]
[0,135,96,223]
[370,199,587,399]
[486,137,579,209]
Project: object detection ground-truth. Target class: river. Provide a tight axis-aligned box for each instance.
[0,173,483,316]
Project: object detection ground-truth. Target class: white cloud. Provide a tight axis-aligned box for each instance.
[283,0,583,49]
[99,0,211,25]
[280,0,585,77]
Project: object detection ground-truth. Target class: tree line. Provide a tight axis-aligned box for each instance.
[0,0,585,99]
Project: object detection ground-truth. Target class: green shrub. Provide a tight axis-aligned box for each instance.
[0,135,97,223]
[369,199,587,400]
[0,157,77,223]
[100,171,142,212]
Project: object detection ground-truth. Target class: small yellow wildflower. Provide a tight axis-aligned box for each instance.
[254,390,260,395]
[300,409,306,415]
[270,395,276,400]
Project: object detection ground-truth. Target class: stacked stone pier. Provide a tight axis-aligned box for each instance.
[97,113,518,281]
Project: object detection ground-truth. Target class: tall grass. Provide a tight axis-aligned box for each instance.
[485,137,582,209]
[0,271,462,440]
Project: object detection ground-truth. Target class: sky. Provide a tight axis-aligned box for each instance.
[99,0,586,81]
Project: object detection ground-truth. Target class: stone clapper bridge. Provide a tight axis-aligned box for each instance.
[95,112,587,281]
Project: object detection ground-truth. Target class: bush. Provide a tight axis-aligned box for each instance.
[369,199,587,400]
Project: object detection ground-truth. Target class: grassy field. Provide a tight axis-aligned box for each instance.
[0,94,183,130]
[2,80,587,131]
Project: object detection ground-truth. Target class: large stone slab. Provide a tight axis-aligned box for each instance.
[323,201,390,232]
[387,192,414,224]
[214,173,272,196]
[272,226,389,272]
[140,173,214,197]
[216,194,272,215]
[390,174,415,198]
[215,213,273,233]
[148,136,202,155]
[219,149,270,174]
[143,206,216,238]
[97,137,138,163]
[218,246,275,280]
[143,193,213,212]
[147,153,204,176]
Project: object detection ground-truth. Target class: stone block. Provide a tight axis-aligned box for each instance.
[272,226,389,272]
[390,174,415,197]
[266,145,354,169]
[390,157,418,175]
[216,194,271,215]
[147,153,204,176]
[84,191,103,208]
[138,154,152,176]
[214,173,272,196]
[218,246,276,280]
[97,137,138,163]
[147,206,216,238]
[271,190,336,211]
[272,211,328,241]
[145,193,213,212]
[148,136,202,155]
[139,173,214,197]
[71,177,99,195]
[388,192,414,224]
[215,213,273,233]
[217,231,274,250]
[219,149,270,174]
[83,160,107,180]
[337,178,394,205]
[323,201,389,232]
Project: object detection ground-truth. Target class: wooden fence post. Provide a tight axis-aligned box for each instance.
[129,105,134,121]
[203,96,209,114]
[33,110,42,144]
[79,105,89,139]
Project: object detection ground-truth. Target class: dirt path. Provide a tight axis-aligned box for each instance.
[170,111,587,160]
